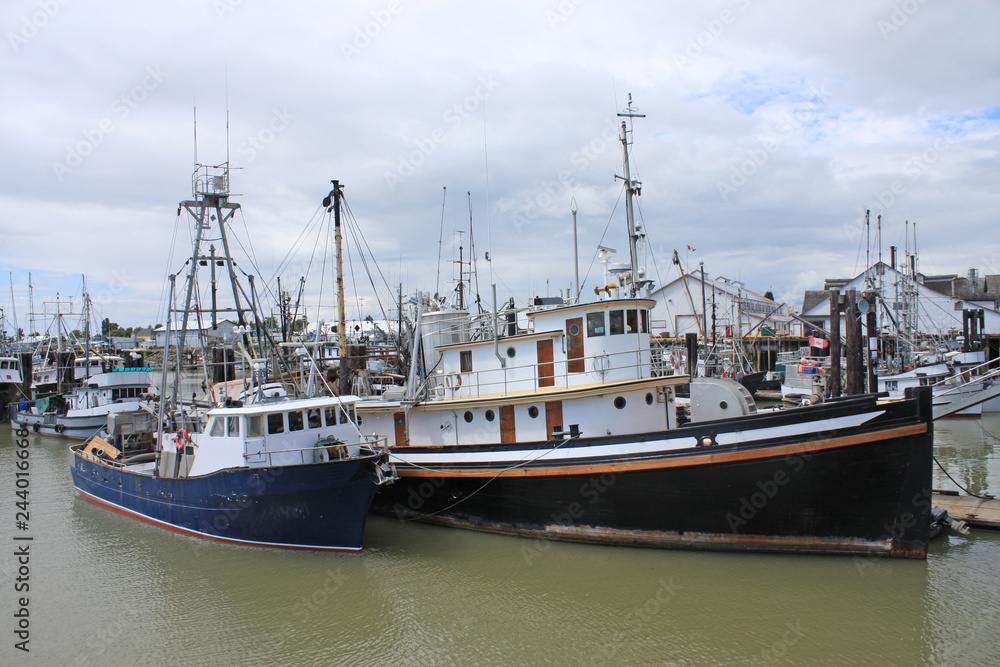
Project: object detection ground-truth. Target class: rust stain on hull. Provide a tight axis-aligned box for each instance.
[399,514,927,558]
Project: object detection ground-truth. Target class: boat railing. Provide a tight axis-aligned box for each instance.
[427,347,653,400]
[244,434,389,467]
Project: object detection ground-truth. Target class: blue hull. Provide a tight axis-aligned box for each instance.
[71,451,379,550]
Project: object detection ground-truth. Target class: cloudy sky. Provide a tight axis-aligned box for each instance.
[2,0,998,335]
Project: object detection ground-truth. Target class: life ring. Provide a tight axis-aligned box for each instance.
[669,349,683,371]
[445,371,463,389]
[173,428,194,452]
[55,424,65,434]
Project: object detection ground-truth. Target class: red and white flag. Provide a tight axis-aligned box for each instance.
[809,336,829,349]
[687,245,696,252]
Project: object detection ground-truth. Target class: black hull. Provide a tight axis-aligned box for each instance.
[373,389,933,557]
[72,451,380,550]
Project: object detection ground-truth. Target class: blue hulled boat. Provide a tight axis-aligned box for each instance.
[71,394,394,550]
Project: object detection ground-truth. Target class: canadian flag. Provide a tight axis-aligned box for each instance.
[687,245,696,252]
[809,336,829,349]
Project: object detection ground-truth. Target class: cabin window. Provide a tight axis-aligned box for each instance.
[267,412,285,434]
[0,361,7,369]
[528,406,539,418]
[614,396,626,409]
[288,410,304,432]
[609,310,624,335]
[464,411,474,423]
[885,381,897,391]
[461,350,473,373]
[209,418,224,437]
[324,407,338,427]
[626,309,638,334]
[506,346,516,358]
[227,417,240,436]
[247,416,264,437]
[640,310,649,334]
[307,408,322,429]
[485,409,495,422]
[587,312,605,337]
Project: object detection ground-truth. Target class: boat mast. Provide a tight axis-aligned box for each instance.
[323,180,348,395]
[616,93,646,298]
[172,156,247,411]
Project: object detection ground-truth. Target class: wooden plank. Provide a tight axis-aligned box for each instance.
[932,492,1000,529]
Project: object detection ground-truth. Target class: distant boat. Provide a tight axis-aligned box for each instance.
[9,357,152,438]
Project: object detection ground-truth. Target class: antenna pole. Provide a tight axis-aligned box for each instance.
[435,186,446,299]
[571,197,580,302]
[616,93,645,298]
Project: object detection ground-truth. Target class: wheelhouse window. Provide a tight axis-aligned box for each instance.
[307,408,322,429]
[209,418,224,437]
[324,406,338,427]
[227,416,240,436]
[460,350,473,373]
[267,412,285,434]
[287,410,304,432]
[640,310,649,334]
[587,312,606,337]
[626,309,638,334]
[246,415,264,437]
[609,310,624,335]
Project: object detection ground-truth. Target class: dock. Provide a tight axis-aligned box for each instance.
[933,491,1000,530]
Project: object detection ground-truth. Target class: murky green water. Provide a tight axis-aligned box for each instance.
[2,415,999,665]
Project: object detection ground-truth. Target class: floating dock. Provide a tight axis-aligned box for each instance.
[933,491,1000,530]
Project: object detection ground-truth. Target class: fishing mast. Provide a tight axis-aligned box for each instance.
[616,93,646,298]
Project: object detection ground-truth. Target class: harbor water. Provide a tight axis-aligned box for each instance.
[2,416,999,665]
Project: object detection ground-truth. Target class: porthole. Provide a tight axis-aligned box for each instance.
[645,392,654,405]
[569,324,581,336]
[719,401,728,410]
[464,411,474,423]
[506,346,516,358]
[528,406,539,418]
[485,409,495,422]
[614,396,626,410]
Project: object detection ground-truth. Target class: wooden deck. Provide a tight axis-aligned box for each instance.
[933,491,1000,529]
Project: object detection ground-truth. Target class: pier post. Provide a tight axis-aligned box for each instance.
[828,291,841,397]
